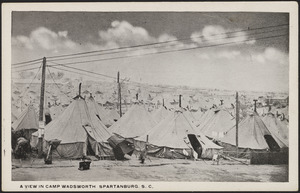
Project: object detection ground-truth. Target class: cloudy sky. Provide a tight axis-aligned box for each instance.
[11,12,289,92]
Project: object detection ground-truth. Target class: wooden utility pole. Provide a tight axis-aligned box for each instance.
[20,96,23,111]
[79,83,82,96]
[38,57,46,158]
[117,72,122,117]
[235,92,239,158]
[146,135,149,151]
[179,95,182,108]
[253,99,258,113]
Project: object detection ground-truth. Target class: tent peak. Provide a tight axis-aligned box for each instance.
[174,109,183,114]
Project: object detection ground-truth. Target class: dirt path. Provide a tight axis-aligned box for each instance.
[12,158,288,182]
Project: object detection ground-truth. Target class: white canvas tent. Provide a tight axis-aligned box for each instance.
[109,103,157,139]
[136,110,223,159]
[197,109,235,140]
[11,104,39,142]
[262,112,289,146]
[44,96,113,159]
[86,95,116,127]
[152,106,172,123]
[221,112,288,150]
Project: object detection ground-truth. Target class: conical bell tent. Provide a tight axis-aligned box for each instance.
[109,102,157,139]
[262,112,289,146]
[44,85,113,159]
[197,109,235,140]
[220,112,288,154]
[107,108,120,122]
[11,112,18,124]
[11,104,39,149]
[152,105,172,124]
[136,110,223,159]
[86,94,116,128]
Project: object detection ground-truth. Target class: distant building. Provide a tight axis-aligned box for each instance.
[265,96,289,106]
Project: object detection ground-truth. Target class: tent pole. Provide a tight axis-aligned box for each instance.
[235,92,239,158]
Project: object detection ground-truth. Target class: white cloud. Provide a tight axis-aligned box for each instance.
[97,21,189,56]
[190,31,202,44]
[158,34,177,42]
[30,27,59,50]
[11,21,288,92]
[99,20,156,47]
[217,50,241,59]
[12,36,33,50]
[253,47,288,65]
[195,53,210,60]
[12,27,79,51]
[191,25,254,46]
[195,50,241,60]
[202,25,227,41]
[58,31,68,38]
[12,27,105,58]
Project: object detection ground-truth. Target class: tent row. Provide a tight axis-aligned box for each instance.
[11,93,289,161]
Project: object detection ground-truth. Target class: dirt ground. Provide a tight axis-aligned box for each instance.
[11,157,288,182]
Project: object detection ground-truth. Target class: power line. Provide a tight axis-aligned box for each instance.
[11,23,288,67]
[12,60,43,69]
[48,61,118,80]
[48,62,167,90]
[47,65,116,81]
[47,33,288,68]
[12,58,43,66]
[12,33,287,91]
[47,26,288,63]
[45,23,288,60]
[18,63,42,97]
[12,66,41,73]
[47,67,71,100]
[45,33,287,91]
[50,61,178,90]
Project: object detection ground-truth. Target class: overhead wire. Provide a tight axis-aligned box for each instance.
[46,23,288,60]
[18,62,42,97]
[47,65,110,82]
[12,57,43,66]
[45,32,287,91]
[48,61,187,90]
[12,66,42,73]
[47,33,288,68]
[12,60,44,69]
[11,23,288,91]
[47,25,288,63]
[46,67,71,100]
[11,23,288,70]
[48,61,118,80]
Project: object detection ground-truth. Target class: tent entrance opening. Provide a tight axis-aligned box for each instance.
[86,140,95,156]
[187,134,202,158]
[264,135,280,152]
